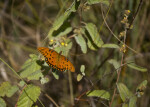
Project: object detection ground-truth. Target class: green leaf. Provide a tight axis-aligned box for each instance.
[85,23,104,50]
[117,83,133,102]
[129,96,137,107]
[0,82,11,97]
[77,64,85,81]
[80,65,85,76]
[0,82,19,98]
[87,0,109,6]
[75,34,87,53]
[40,76,49,84]
[102,44,120,49]
[48,0,80,38]
[49,22,72,39]
[136,80,147,97]
[77,74,83,81]
[127,63,147,72]
[108,59,120,69]
[27,70,43,80]
[87,90,110,100]
[0,98,6,107]
[17,85,41,107]
[6,85,19,97]
[20,54,43,80]
[48,13,71,38]
[56,27,72,37]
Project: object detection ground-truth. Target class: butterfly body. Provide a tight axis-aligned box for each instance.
[38,47,75,72]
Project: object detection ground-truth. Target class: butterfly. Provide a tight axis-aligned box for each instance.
[38,47,75,72]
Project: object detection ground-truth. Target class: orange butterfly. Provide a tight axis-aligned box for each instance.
[38,47,75,72]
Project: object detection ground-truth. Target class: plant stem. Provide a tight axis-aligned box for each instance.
[68,71,74,105]
[109,54,124,107]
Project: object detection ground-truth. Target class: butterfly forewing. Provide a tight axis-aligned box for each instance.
[38,47,75,72]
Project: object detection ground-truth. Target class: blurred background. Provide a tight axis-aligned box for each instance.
[0,0,150,106]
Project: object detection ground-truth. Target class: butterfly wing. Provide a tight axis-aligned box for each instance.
[38,47,75,72]
[38,47,58,68]
[58,55,75,72]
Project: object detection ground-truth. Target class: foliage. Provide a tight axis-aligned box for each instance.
[77,65,85,81]
[19,54,43,80]
[16,85,41,107]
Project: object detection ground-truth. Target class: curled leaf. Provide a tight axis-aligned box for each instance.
[87,90,110,100]
[102,44,120,49]
[127,63,147,72]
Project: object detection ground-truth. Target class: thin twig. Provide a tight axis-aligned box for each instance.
[103,17,137,54]
[109,54,124,107]
[44,93,60,107]
[129,0,143,28]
